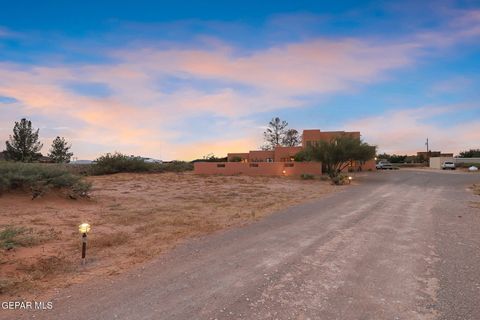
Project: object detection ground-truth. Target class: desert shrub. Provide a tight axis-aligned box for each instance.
[91,153,150,175]
[1,226,37,249]
[91,153,193,175]
[0,162,90,198]
[300,173,315,180]
[0,226,61,249]
[456,162,480,168]
[473,184,480,195]
[154,161,193,172]
[331,174,349,185]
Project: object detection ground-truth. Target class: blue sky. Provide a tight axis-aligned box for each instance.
[0,0,479,160]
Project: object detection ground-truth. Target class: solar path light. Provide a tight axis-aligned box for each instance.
[78,223,91,265]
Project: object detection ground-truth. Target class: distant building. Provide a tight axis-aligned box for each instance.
[194,129,375,176]
[417,151,454,161]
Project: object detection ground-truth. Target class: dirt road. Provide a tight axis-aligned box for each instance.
[7,170,480,320]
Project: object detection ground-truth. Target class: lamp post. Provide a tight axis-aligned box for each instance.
[78,223,91,265]
[348,176,353,184]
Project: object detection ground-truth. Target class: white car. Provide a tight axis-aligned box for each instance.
[143,158,162,164]
[376,161,394,170]
[469,166,479,172]
[441,161,456,170]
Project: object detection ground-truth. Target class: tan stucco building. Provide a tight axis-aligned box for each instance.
[194,129,375,176]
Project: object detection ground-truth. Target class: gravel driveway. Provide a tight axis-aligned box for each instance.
[7,170,480,320]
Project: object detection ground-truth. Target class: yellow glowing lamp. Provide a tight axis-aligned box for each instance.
[78,223,91,234]
[282,170,286,174]
[348,176,353,180]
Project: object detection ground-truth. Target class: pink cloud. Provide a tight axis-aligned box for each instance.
[1,9,480,160]
[345,106,480,155]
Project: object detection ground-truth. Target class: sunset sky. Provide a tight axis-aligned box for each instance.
[1,0,479,160]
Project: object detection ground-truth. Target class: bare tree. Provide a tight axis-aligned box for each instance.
[282,129,301,147]
[263,117,288,150]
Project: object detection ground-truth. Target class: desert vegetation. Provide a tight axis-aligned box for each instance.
[473,184,480,195]
[91,152,193,175]
[0,162,91,199]
[295,135,376,183]
[0,172,338,297]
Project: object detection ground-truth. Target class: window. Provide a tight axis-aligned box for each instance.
[250,163,259,168]
[266,158,273,162]
[217,164,225,168]
[284,163,294,167]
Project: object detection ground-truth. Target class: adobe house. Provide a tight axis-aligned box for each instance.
[194,129,376,176]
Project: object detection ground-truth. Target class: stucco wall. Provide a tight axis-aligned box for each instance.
[248,150,275,162]
[194,161,322,176]
[273,146,303,162]
[227,153,249,162]
[302,129,361,147]
[430,157,454,169]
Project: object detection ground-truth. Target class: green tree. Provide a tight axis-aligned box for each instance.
[48,136,73,163]
[263,117,288,150]
[377,153,407,163]
[282,129,301,147]
[459,149,480,158]
[5,118,43,162]
[296,135,376,178]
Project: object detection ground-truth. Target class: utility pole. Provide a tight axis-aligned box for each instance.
[426,138,429,153]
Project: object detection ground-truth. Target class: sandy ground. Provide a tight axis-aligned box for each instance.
[0,172,337,298]
[6,170,480,320]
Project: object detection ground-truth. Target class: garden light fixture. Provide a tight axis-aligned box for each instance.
[78,223,91,264]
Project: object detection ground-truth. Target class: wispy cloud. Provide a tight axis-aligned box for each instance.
[0,8,479,159]
[346,105,480,155]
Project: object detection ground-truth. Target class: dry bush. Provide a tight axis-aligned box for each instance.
[0,226,59,250]
[473,184,480,195]
[0,278,16,294]
[90,232,130,248]
[0,162,91,198]
[18,255,72,281]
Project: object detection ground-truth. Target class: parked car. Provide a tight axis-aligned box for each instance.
[376,161,395,170]
[143,157,162,164]
[469,166,479,172]
[441,161,456,170]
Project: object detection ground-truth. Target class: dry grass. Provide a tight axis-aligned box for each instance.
[90,232,131,248]
[0,172,338,297]
[18,255,72,281]
[473,184,480,195]
[0,226,60,250]
[470,184,480,209]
